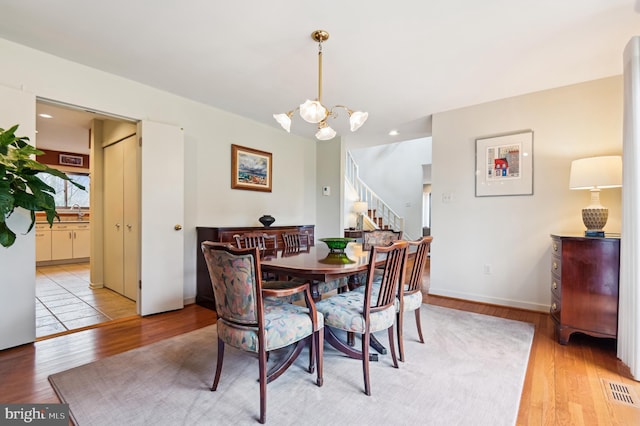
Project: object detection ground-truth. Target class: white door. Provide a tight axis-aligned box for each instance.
[103,141,125,295]
[139,121,184,315]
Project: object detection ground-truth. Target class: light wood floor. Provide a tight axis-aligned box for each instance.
[2,268,640,424]
[36,263,137,338]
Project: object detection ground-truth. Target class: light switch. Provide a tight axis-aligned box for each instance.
[322,186,331,196]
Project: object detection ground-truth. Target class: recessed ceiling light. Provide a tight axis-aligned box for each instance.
[389,130,399,136]
[38,113,53,119]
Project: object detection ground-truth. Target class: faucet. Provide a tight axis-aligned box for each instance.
[72,204,85,220]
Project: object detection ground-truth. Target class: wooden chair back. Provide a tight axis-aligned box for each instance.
[405,236,432,295]
[364,240,409,316]
[282,232,311,249]
[233,232,277,250]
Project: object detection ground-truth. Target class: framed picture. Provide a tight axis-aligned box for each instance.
[231,144,272,192]
[475,130,533,197]
[59,153,84,167]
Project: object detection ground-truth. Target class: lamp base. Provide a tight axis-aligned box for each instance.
[582,206,608,236]
[584,230,605,237]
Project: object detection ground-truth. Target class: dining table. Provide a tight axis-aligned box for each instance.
[260,243,372,298]
[260,242,396,361]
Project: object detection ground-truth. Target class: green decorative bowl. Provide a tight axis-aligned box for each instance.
[319,237,355,253]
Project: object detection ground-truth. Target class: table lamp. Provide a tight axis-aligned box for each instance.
[569,155,622,237]
[353,201,368,230]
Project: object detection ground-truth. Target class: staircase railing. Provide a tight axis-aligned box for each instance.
[346,151,404,234]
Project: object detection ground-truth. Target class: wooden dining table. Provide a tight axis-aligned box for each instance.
[260,243,372,299]
[260,242,393,361]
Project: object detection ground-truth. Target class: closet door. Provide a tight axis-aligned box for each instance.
[122,136,139,300]
[103,141,125,295]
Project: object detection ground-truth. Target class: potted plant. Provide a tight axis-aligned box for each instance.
[0,124,84,248]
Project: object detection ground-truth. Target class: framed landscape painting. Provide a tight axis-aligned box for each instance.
[231,144,272,192]
[475,130,534,197]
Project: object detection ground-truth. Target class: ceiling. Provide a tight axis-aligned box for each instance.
[2,1,640,148]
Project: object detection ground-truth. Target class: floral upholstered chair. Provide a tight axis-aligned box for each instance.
[201,242,324,424]
[354,236,432,362]
[362,229,402,250]
[315,240,408,396]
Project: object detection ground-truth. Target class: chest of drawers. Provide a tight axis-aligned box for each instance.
[550,234,620,344]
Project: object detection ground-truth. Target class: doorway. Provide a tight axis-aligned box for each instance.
[34,100,138,338]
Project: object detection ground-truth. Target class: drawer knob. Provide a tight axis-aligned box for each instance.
[551,302,557,311]
[553,243,558,252]
[552,281,558,290]
[553,262,558,270]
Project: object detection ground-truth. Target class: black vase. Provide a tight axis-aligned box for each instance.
[258,215,275,227]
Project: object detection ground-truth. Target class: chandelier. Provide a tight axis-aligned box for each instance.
[273,30,368,141]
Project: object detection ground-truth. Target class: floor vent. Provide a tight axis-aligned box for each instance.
[602,379,640,408]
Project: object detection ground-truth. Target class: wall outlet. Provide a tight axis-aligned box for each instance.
[442,192,454,203]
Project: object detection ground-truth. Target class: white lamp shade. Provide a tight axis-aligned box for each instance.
[273,113,292,132]
[349,111,368,132]
[315,125,336,140]
[569,156,622,189]
[299,100,328,123]
[353,201,368,213]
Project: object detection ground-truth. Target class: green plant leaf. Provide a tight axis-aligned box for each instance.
[0,124,80,247]
[0,220,16,248]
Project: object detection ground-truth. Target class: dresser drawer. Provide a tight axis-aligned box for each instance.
[551,256,561,277]
[550,294,561,322]
[551,276,561,298]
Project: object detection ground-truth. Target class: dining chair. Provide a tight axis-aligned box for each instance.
[201,242,324,424]
[396,236,432,362]
[234,232,278,280]
[282,231,311,250]
[233,232,277,250]
[315,240,408,396]
[362,229,402,250]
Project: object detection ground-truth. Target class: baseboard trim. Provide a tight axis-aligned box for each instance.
[428,288,549,313]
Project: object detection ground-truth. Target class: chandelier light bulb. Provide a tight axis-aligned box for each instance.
[349,111,369,132]
[273,113,292,132]
[299,100,328,123]
[315,123,336,140]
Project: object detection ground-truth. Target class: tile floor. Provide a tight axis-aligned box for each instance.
[36,263,137,338]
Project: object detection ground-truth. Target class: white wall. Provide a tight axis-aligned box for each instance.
[431,76,623,311]
[315,137,344,239]
[0,85,36,350]
[0,37,317,346]
[350,138,431,239]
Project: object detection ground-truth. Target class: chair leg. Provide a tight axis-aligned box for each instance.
[397,311,405,362]
[414,308,425,343]
[387,326,399,368]
[258,346,267,424]
[308,334,315,374]
[362,331,371,396]
[211,338,225,391]
[316,328,324,387]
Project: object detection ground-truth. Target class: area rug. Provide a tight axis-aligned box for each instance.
[49,305,534,425]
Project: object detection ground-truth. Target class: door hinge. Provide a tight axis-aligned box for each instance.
[139,279,142,289]
[138,136,142,147]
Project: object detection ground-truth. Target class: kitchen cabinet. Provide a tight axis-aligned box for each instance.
[36,222,91,263]
[35,223,52,262]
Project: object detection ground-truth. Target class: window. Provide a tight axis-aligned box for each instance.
[39,172,90,208]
